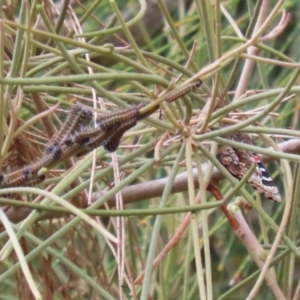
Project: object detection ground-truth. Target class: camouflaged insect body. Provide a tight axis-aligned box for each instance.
[0,80,202,189]
[217,133,281,202]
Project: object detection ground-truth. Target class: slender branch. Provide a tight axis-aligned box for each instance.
[3,137,299,223]
[102,138,300,206]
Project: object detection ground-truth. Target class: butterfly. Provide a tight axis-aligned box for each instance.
[216,133,281,202]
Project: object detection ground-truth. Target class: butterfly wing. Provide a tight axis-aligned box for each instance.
[217,133,281,202]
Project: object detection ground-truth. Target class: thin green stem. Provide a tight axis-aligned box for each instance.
[194,150,212,300]
[110,0,149,68]
[140,142,186,299]
[186,135,207,300]
[198,143,300,257]
[0,197,223,216]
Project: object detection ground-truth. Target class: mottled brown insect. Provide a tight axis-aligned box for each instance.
[165,79,202,103]
[102,118,139,152]
[96,106,140,129]
[216,133,281,202]
[0,79,202,188]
